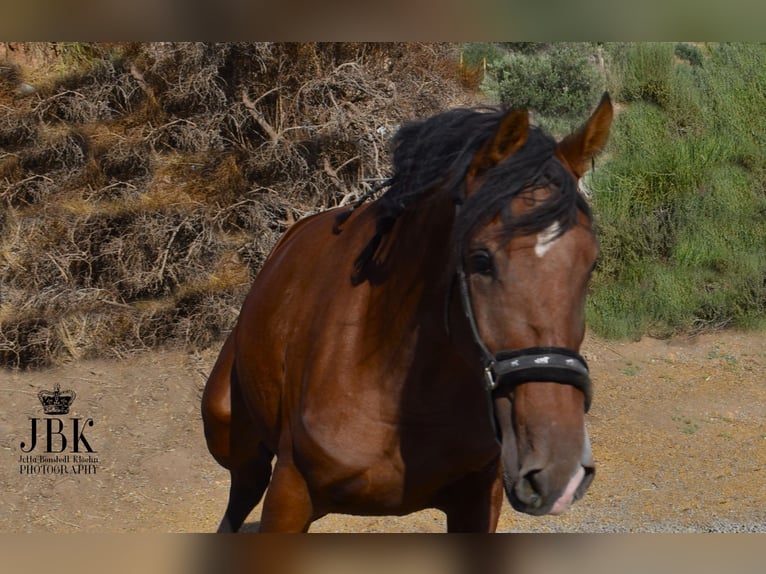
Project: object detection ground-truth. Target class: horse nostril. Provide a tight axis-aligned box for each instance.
[514,472,543,509]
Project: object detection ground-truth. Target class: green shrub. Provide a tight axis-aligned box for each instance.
[674,43,703,67]
[460,43,504,69]
[482,43,603,121]
[500,42,549,55]
[608,43,675,107]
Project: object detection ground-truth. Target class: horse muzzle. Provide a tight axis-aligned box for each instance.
[490,348,594,516]
[500,423,595,516]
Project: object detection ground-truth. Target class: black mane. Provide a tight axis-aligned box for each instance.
[345,106,592,279]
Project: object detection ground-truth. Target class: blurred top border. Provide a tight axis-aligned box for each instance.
[1,0,765,41]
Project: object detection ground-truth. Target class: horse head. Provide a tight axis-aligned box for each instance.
[457,94,613,515]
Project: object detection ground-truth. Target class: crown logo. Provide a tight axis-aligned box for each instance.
[37,383,76,415]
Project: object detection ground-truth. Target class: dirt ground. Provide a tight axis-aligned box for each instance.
[1,330,764,533]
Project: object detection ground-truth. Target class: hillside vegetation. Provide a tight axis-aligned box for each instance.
[1,42,764,367]
[590,43,766,338]
[476,42,765,338]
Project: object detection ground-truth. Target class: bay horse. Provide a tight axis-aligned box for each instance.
[202,93,613,532]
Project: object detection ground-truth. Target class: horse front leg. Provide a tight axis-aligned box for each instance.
[258,457,315,532]
[440,458,504,533]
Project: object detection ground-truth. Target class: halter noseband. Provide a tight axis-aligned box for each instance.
[456,258,593,414]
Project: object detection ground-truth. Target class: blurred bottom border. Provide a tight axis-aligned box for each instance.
[1,533,762,574]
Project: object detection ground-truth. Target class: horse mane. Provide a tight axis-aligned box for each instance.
[341,106,592,281]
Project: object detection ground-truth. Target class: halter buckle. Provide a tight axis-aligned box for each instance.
[483,365,498,391]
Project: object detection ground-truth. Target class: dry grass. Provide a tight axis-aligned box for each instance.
[0,42,474,368]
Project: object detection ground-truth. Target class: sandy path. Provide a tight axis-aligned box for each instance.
[1,330,763,533]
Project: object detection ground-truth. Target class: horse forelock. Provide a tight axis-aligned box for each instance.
[378,107,504,218]
[453,128,592,249]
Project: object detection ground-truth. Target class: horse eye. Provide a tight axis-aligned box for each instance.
[469,250,495,276]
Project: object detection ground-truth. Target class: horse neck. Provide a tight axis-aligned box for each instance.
[359,190,462,369]
[369,192,485,409]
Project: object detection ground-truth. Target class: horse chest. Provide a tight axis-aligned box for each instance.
[295,406,497,512]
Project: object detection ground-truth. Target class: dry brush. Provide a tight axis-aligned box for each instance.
[1,42,473,368]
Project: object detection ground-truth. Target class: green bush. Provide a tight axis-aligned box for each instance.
[460,43,504,69]
[500,42,549,55]
[674,42,703,67]
[608,43,676,107]
[482,43,603,121]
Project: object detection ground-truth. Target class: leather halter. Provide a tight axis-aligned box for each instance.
[455,253,593,414]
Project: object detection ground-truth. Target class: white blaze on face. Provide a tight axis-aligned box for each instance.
[534,221,561,258]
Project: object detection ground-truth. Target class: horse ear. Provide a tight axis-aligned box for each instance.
[469,107,530,177]
[557,92,613,179]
